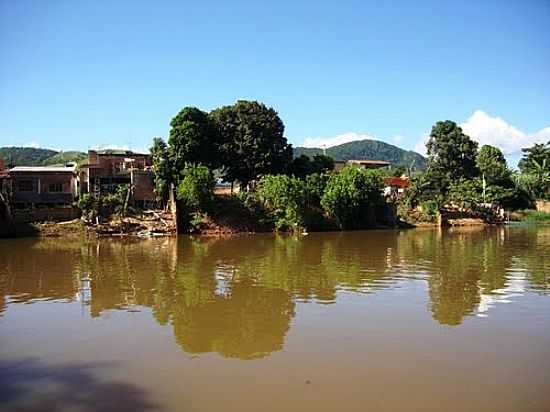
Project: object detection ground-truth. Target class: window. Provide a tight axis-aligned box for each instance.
[49,183,63,192]
[18,180,34,192]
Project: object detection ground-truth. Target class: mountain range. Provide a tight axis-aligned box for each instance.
[1,139,427,170]
[0,147,87,166]
[293,139,427,169]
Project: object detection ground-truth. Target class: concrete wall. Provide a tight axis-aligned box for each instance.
[11,172,77,205]
[12,207,80,223]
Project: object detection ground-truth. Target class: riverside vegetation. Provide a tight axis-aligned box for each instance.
[6,100,549,235]
[148,100,395,234]
[145,100,550,233]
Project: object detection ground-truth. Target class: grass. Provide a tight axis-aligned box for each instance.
[517,210,550,223]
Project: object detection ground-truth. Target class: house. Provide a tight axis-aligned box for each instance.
[9,165,78,208]
[79,150,155,208]
[383,176,409,197]
[334,159,391,171]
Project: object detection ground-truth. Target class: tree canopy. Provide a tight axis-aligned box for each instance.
[476,145,510,185]
[426,121,478,182]
[518,142,550,174]
[211,100,293,188]
[168,107,221,171]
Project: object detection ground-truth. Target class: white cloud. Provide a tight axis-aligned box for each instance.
[302,132,376,148]
[460,110,550,154]
[392,135,404,144]
[414,110,550,156]
[23,141,40,148]
[414,133,430,156]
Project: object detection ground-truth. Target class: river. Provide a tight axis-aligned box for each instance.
[1,226,549,411]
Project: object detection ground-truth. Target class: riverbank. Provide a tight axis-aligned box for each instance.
[5,208,549,239]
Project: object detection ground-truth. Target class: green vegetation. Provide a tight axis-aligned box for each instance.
[150,137,172,203]
[211,100,292,189]
[77,185,130,221]
[176,164,215,211]
[321,166,384,229]
[294,140,427,170]
[515,210,550,223]
[514,142,550,200]
[288,154,334,178]
[0,147,86,166]
[257,175,306,231]
[402,122,544,220]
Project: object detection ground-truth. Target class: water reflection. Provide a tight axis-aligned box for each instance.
[0,226,549,359]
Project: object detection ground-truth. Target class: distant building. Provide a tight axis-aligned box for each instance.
[79,150,155,207]
[334,159,391,171]
[383,176,409,197]
[8,165,78,208]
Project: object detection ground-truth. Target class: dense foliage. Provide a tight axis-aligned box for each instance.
[476,145,510,185]
[321,166,384,229]
[168,107,221,170]
[150,137,172,203]
[77,185,130,220]
[515,142,550,200]
[176,164,215,211]
[257,175,306,230]
[288,154,334,178]
[211,100,293,189]
[426,120,478,185]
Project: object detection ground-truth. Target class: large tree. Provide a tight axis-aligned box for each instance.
[210,100,292,189]
[168,107,221,172]
[476,145,510,185]
[518,142,550,174]
[426,121,478,183]
[150,137,172,204]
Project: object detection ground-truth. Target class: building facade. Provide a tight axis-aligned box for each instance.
[79,150,155,207]
[8,165,78,208]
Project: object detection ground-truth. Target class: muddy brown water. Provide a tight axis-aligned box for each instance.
[1,226,549,412]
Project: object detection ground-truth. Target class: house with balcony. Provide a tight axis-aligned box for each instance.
[9,165,78,209]
[79,150,155,208]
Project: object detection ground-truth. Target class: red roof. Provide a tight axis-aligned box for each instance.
[384,176,409,188]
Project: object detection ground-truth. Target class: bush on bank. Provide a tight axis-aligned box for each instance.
[257,174,306,231]
[320,166,384,229]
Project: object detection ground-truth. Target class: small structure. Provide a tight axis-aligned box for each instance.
[9,165,78,208]
[79,150,155,208]
[334,159,390,171]
[383,176,409,197]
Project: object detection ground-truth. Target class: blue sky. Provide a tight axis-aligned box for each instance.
[1,0,549,159]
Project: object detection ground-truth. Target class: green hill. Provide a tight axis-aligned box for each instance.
[294,139,426,169]
[0,147,87,166]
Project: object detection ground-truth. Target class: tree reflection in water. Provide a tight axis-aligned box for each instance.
[0,227,549,359]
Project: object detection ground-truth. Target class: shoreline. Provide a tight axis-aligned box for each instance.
[4,218,533,240]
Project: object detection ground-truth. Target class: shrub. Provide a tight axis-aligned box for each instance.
[320,166,384,229]
[76,193,97,221]
[176,164,215,211]
[305,172,330,207]
[257,174,306,231]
